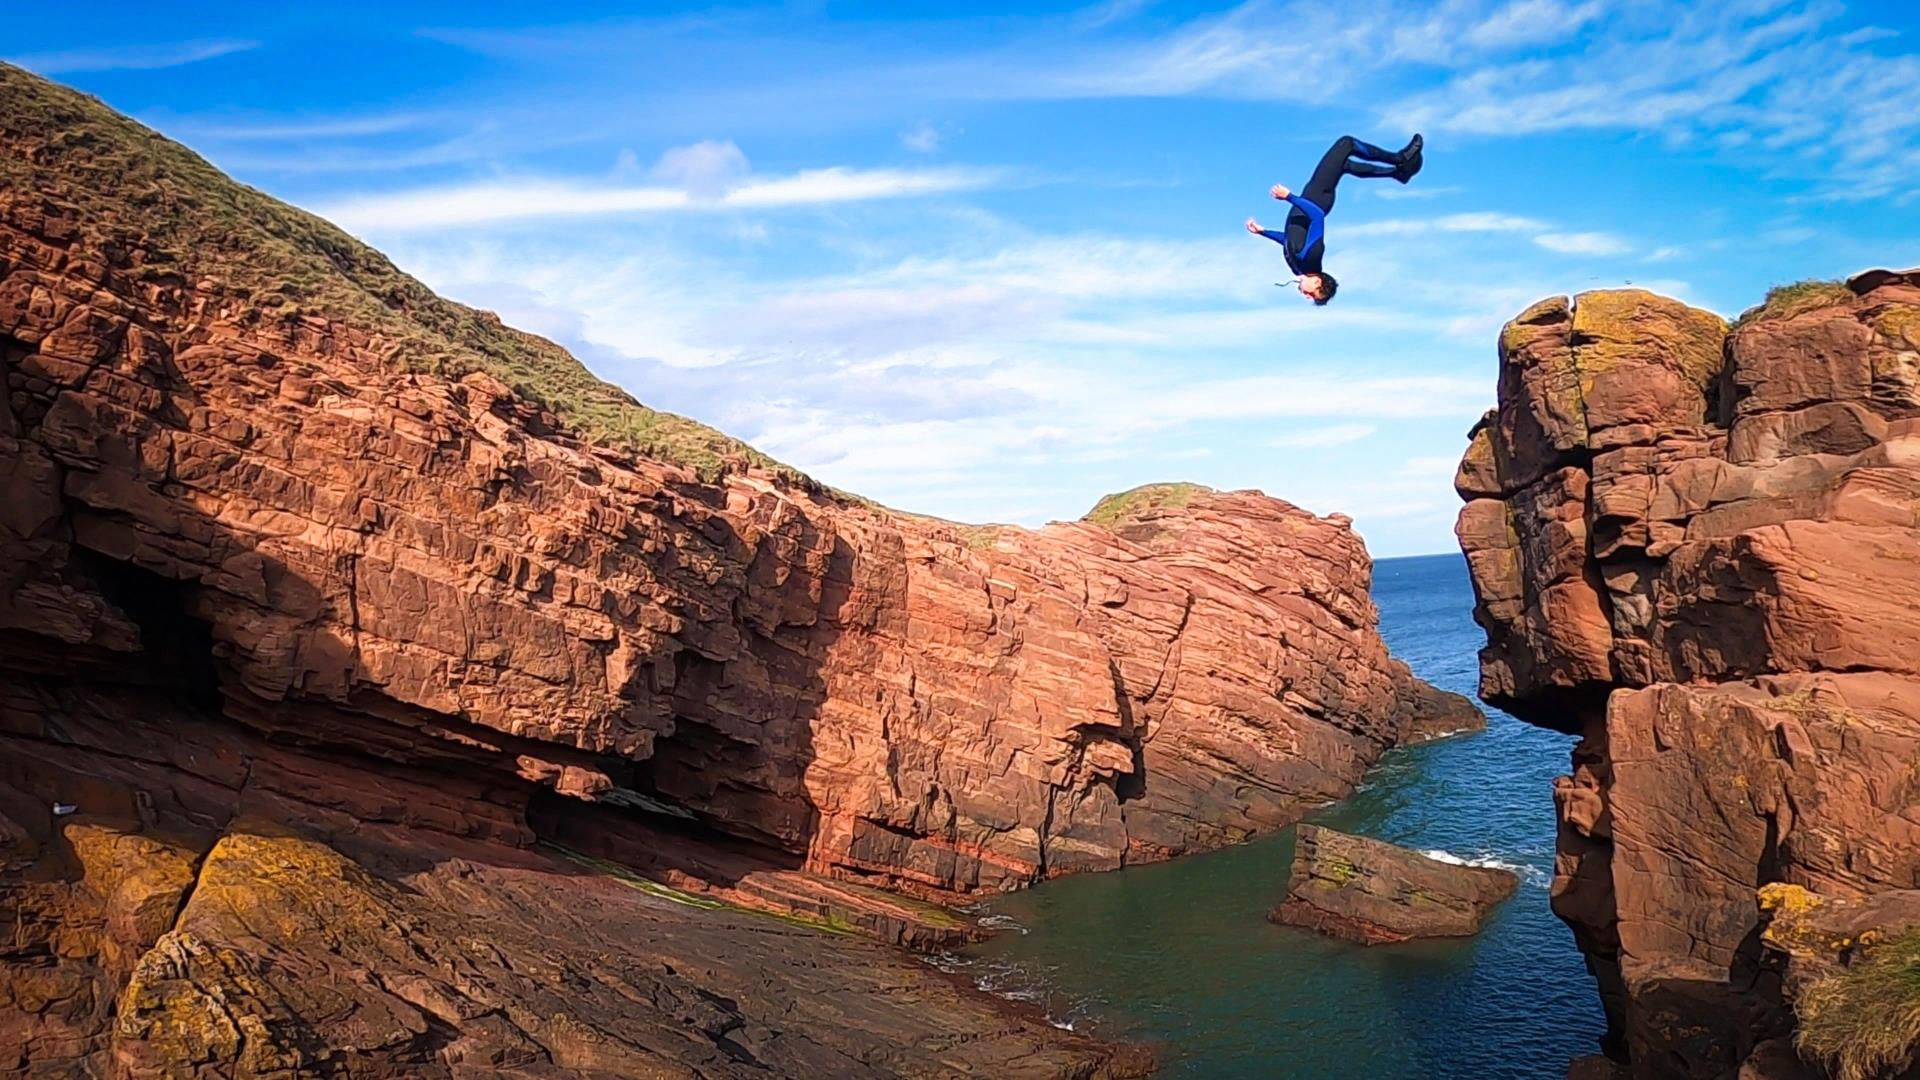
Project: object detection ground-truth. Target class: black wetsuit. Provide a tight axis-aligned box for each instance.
[1259,136,1415,277]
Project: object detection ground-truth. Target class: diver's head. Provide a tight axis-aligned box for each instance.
[1299,272,1338,305]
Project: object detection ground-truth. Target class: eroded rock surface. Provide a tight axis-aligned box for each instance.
[1268,824,1518,945]
[0,63,1465,1075]
[1455,275,1920,1078]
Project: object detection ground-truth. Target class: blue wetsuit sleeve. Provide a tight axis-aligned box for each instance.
[1257,229,1304,276]
[1284,194,1325,259]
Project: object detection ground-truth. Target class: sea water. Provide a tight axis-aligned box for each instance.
[948,553,1606,1078]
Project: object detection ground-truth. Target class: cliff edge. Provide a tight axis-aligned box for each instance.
[0,63,1471,1075]
[1456,275,1920,1079]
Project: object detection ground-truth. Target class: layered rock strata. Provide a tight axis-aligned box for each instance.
[1,63,1472,1075]
[1455,275,1920,1078]
[1268,824,1519,945]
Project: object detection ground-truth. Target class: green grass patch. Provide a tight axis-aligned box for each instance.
[1733,279,1854,331]
[0,63,805,485]
[1796,928,1920,1080]
[543,843,857,934]
[1083,483,1209,529]
[543,843,728,909]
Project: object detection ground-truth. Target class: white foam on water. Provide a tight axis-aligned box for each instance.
[919,951,1093,1034]
[1421,848,1549,886]
[976,912,1030,934]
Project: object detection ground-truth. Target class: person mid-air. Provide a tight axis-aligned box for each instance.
[1246,134,1424,305]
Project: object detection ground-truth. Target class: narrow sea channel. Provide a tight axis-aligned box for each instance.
[949,552,1607,1079]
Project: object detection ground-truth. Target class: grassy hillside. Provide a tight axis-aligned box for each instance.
[0,62,803,484]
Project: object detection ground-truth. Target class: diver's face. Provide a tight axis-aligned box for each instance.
[1298,274,1324,300]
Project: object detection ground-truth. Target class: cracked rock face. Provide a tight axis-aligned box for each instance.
[0,64,1471,1076]
[1454,276,1920,1079]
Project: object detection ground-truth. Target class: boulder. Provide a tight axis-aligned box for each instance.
[1267,825,1519,945]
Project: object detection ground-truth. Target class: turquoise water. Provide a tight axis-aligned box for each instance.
[953,553,1606,1078]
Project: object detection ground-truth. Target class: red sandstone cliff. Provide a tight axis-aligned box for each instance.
[1455,276,1920,1080]
[0,64,1472,1076]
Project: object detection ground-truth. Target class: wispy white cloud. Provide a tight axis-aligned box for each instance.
[1381,2,1920,199]
[901,122,943,153]
[1339,213,1633,260]
[1269,423,1379,448]
[171,113,430,140]
[7,39,258,74]
[1462,0,1611,49]
[1372,184,1465,201]
[650,139,750,197]
[1076,0,1153,31]
[730,167,996,208]
[1043,3,1343,100]
[1345,212,1548,237]
[318,166,1002,231]
[1534,231,1632,256]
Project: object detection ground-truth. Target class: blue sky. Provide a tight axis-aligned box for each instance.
[11,1,1920,555]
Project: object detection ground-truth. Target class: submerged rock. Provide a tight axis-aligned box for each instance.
[1565,1056,1632,1080]
[1267,825,1519,945]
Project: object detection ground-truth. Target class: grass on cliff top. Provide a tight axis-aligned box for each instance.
[0,62,802,485]
[1083,483,1211,528]
[1796,927,1920,1080]
[1732,279,1854,331]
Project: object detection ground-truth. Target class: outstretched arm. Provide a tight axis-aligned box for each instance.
[1248,217,1307,276]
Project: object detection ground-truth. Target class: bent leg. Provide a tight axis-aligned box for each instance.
[1303,137,1358,204]
[1344,137,1404,165]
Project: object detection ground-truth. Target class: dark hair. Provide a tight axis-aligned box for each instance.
[1313,273,1339,306]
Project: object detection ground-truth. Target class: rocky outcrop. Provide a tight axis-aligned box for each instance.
[1455,276,1920,1078]
[1399,678,1490,743]
[1268,825,1518,944]
[0,64,1465,1075]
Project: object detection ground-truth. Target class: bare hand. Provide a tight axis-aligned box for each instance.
[1246,217,1263,235]
[1271,183,1290,200]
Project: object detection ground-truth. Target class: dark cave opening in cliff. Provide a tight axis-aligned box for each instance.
[71,549,225,714]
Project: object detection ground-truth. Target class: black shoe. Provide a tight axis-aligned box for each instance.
[1394,134,1424,183]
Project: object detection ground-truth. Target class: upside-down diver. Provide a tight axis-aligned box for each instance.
[1246,133,1424,305]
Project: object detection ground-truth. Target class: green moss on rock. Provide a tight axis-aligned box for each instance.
[1083,483,1210,529]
